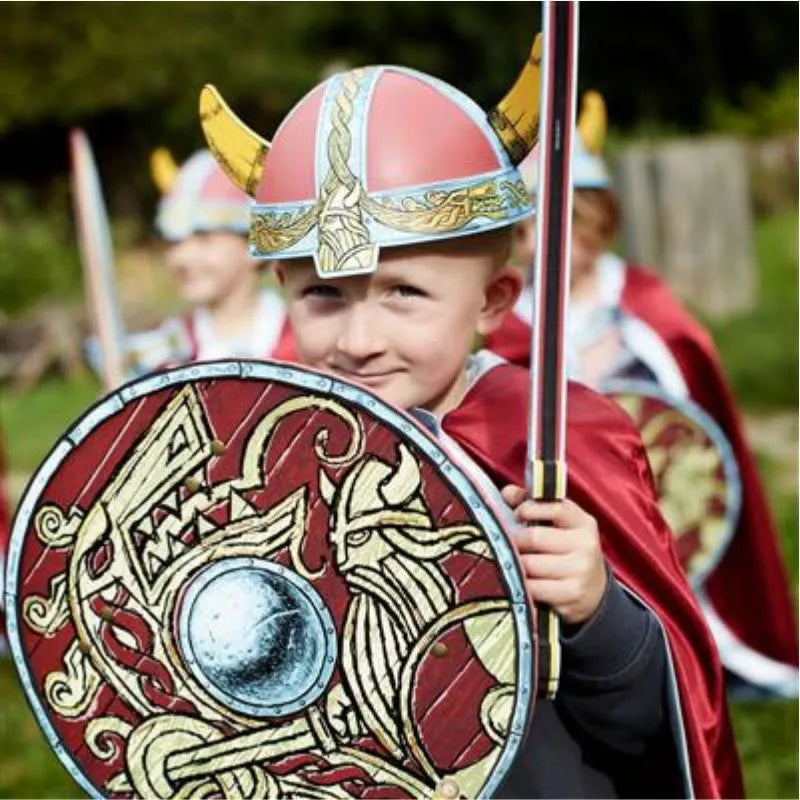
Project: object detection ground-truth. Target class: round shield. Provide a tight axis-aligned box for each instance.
[7,360,534,800]
[601,378,742,588]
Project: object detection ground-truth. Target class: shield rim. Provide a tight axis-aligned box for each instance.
[600,377,742,588]
[6,358,535,800]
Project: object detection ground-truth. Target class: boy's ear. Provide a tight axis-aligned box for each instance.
[272,261,287,286]
[476,266,523,336]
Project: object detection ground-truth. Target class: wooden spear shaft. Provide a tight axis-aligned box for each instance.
[69,128,127,392]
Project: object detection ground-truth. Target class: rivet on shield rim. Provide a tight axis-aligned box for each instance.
[210,439,226,455]
[184,477,202,495]
[432,641,448,658]
[434,778,460,799]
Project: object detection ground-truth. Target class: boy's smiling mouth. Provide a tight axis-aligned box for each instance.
[332,368,403,386]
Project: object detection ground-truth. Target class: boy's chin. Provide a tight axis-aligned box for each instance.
[370,382,450,416]
[180,286,222,306]
[344,376,419,412]
[306,364,448,414]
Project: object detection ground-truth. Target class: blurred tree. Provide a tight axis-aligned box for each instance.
[0,2,796,230]
[0,182,82,314]
[1,3,795,132]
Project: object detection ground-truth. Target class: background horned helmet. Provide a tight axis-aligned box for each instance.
[150,147,252,241]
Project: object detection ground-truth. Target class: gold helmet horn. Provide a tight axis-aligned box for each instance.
[487,33,543,165]
[150,147,179,195]
[577,90,607,155]
[198,84,270,197]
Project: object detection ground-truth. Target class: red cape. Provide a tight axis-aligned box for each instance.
[486,264,798,670]
[622,265,798,668]
[441,364,744,799]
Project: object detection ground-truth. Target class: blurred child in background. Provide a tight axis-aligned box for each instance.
[143,148,296,367]
[87,148,296,377]
[486,91,799,699]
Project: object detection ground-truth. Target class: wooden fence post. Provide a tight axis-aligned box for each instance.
[614,137,757,317]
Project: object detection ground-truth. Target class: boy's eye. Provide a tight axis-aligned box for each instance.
[392,284,426,298]
[302,284,341,299]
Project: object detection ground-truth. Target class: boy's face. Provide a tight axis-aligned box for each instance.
[512,203,606,289]
[570,224,605,285]
[277,236,520,417]
[511,215,537,275]
[166,231,256,307]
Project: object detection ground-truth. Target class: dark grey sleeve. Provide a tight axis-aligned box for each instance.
[555,564,668,756]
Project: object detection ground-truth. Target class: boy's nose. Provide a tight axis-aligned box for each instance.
[166,238,199,270]
[335,303,385,363]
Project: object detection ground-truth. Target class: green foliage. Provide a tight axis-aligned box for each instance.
[0,182,83,316]
[707,71,799,137]
[698,209,798,411]
[0,3,319,134]
[0,3,797,139]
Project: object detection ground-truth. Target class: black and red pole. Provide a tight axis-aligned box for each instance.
[526,0,579,700]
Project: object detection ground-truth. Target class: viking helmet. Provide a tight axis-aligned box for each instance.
[151,148,252,241]
[200,36,543,278]
[519,90,611,193]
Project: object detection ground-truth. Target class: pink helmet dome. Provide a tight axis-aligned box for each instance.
[200,34,543,278]
[151,148,252,241]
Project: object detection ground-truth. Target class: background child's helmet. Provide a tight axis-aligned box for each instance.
[519,90,611,194]
[152,148,252,242]
[200,36,541,278]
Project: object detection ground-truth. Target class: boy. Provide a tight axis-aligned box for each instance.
[487,92,799,699]
[201,57,743,797]
[91,148,296,376]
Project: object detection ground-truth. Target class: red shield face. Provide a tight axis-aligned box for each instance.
[602,379,741,587]
[7,362,534,799]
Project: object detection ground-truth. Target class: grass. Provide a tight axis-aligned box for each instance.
[0,211,797,798]
[0,371,102,475]
[731,698,799,799]
[671,209,799,798]
[0,661,83,799]
[703,210,799,799]
[728,446,798,798]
